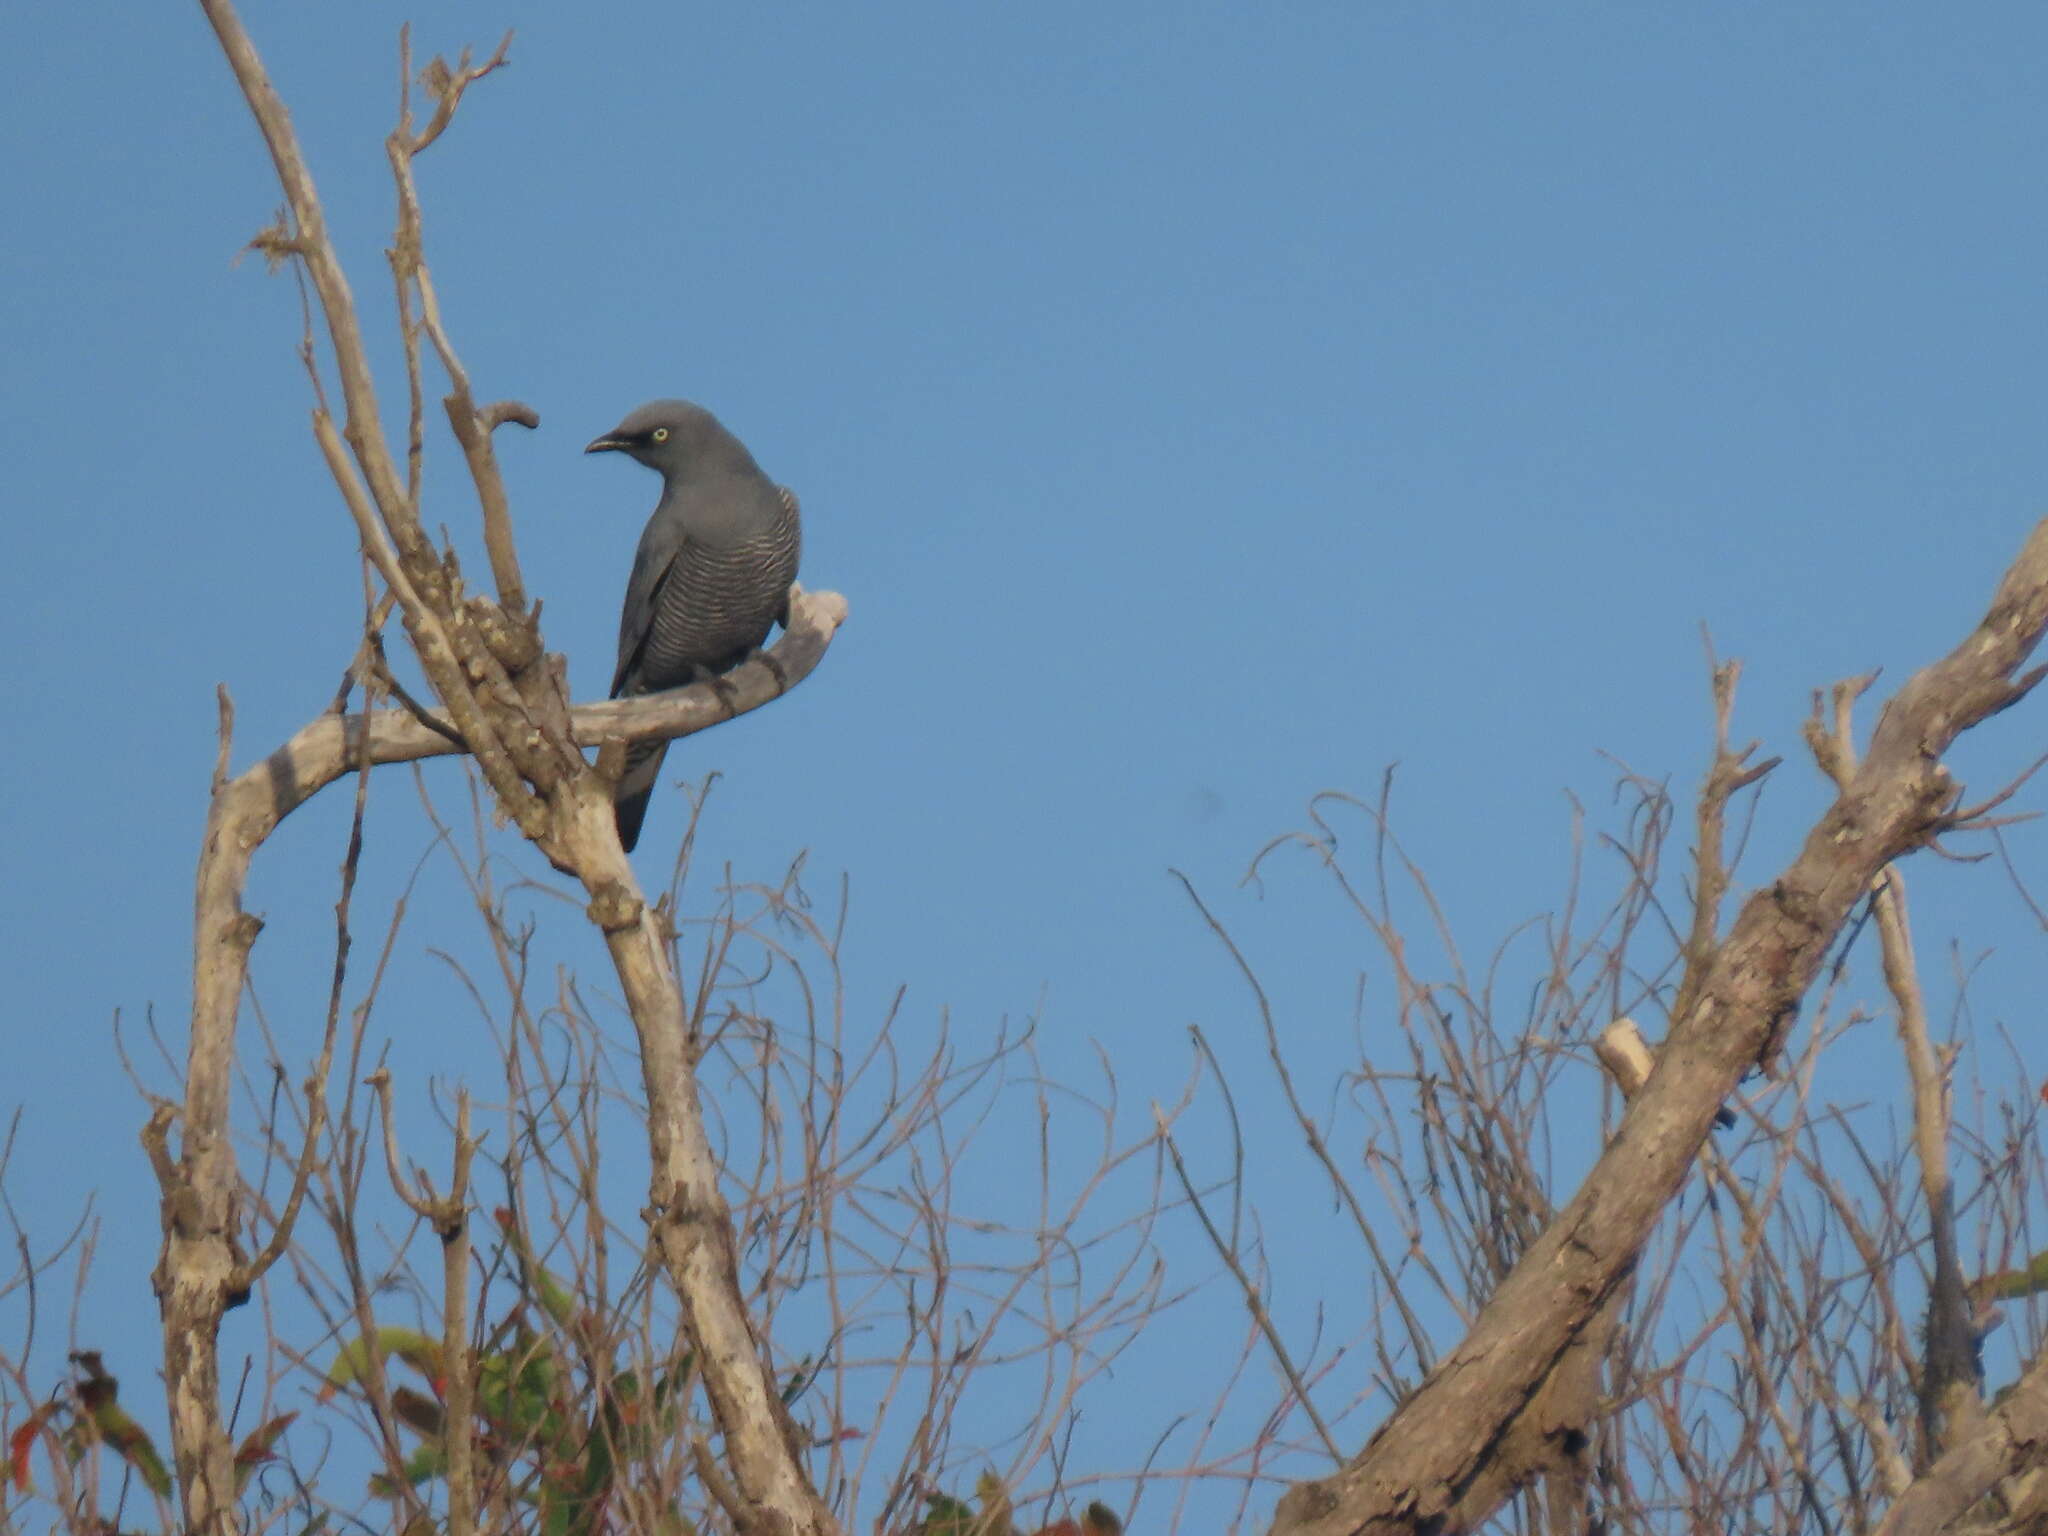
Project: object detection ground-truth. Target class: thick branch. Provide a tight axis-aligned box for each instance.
[154,687,268,1534]
[197,8,847,1528]
[1271,518,2048,1536]
[1874,1347,2048,1535]
[573,793,829,1535]
[157,601,836,1536]
[228,588,842,841]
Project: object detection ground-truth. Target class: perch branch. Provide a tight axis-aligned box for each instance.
[222,588,841,845]
[196,5,848,1528]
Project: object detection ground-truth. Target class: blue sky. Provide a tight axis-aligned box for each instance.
[6,2,2048,1526]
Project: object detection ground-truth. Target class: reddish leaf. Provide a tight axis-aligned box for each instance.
[234,1412,297,1487]
[391,1386,445,1437]
[8,1405,60,1493]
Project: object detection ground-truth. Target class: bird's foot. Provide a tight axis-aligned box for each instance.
[708,673,742,719]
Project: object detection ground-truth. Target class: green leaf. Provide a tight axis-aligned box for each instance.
[921,1494,978,1536]
[1976,1249,2048,1301]
[974,1469,1016,1536]
[368,1442,448,1498]
[779,1355,816,1406]
[321,1328,446,1399]
[65,1356,170,1499]
[477,1341,562,1438]
[600,1368,685,1460]
[84,1401,171,1499]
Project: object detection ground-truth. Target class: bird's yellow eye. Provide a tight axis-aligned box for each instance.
[651,426,670,443]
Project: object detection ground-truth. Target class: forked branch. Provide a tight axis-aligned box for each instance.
[1271,518,2048,1536]
[171,8,848,1535]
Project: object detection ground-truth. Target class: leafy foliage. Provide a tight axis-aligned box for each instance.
[324,1210,704,1535]
[916,1470,1126,1536]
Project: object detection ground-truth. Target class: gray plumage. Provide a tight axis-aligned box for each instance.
[586,400,802,851]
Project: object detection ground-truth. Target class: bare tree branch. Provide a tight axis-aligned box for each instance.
[232,590,841,845]
[1808,677,1980,1468]
[1873,1347,2048,1536]
[181,7,853,1533]
[1271,518,2048,1536]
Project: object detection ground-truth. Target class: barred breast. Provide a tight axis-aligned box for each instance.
[639,515,800,688]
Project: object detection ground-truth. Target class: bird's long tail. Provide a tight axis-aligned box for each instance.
[613,737,671,852]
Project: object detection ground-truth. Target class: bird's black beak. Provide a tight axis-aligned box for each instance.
[584,434,627,454]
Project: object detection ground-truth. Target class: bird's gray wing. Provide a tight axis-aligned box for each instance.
[774,487,800,627]
[611,524,686,698]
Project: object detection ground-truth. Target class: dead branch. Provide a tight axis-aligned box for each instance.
[1155,1104,1342,1463]
[1270,518,2048,1536]
[181,6,851,1533]
[1873,1345,2048,1536]
[362,1070,479,1533]
[1671,651,1779,1034]
[237,592,840,852]
[1808,676,1980,1467]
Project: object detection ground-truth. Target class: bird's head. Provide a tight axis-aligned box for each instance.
[584,399,756,479]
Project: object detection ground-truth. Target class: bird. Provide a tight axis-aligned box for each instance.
[585,400,802,851]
